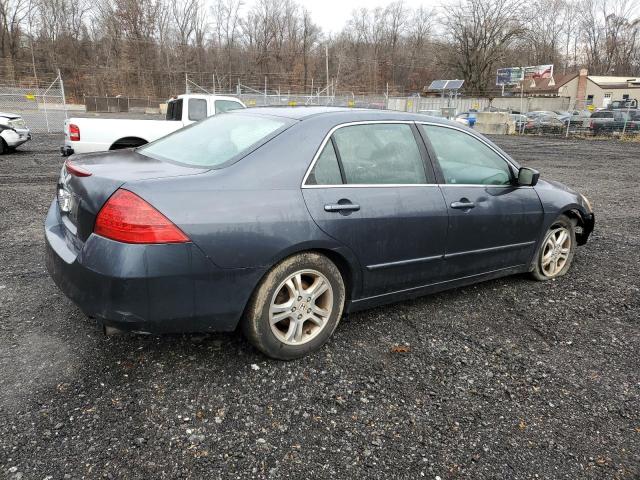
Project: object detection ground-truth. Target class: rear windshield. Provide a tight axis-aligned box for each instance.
[139,113,292,168]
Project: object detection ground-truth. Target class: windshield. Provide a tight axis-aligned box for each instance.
[139,113,292,168]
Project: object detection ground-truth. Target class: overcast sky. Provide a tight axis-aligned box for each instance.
[298,0,446,34]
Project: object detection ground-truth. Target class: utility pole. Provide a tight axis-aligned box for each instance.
[325,45,329,92]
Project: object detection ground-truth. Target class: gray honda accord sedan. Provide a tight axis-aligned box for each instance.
[46,107,594,359]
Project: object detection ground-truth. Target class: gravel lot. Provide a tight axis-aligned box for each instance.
[0,134,638,479]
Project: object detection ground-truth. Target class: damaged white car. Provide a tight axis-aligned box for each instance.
[0,112,31,154]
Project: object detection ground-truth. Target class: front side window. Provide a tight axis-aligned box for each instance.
[215,100,245,114]
[139,113,291,168]
[331,123,426,184]
[188,98,207,121]
[421,125,512,185]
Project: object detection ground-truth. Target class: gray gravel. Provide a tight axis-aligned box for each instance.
[0,134,638,479]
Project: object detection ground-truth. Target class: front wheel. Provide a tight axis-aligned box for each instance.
[531,215,577,281]
[242,252,346,360]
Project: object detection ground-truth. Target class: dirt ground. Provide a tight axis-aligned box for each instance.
[0,134,638,479]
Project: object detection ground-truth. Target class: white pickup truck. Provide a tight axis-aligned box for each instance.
[60,94,245,156]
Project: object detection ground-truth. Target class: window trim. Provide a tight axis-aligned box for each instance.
[416,122,519,185]
[301,120,434,188]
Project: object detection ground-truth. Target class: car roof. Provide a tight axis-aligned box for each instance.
[234,106,457,125]
[175,94,243,102]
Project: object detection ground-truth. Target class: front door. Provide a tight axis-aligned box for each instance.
[302,122,449,297]
[419,124,544,278]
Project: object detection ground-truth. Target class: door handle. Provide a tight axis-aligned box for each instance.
[324,203,360,212]
[451,201,475,209]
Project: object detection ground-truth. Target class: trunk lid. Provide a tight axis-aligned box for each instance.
[58,149,207,242]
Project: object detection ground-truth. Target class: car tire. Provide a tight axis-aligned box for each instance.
[0,138,7,155]
[242,252,346,360]
[530,214,577,281]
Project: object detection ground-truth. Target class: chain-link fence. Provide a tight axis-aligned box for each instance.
[84,96,164,113]
[2,69,627,140]
[511,106,640,138]
[0,74,67,133]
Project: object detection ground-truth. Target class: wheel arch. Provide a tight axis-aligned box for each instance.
[248,244,363,313]
[109,136,148,150]
[562,207,594,246]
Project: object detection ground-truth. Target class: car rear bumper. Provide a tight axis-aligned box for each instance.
[44,200,262,333]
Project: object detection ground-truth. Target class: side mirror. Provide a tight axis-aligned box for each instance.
[518,167,540,186]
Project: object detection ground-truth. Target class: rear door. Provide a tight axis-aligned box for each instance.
[418,123,544,278]
[302,122,448,297]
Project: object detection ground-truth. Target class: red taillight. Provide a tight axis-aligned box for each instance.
[94,189,189,244]
[69,123,80,141]
[64,159,92,177]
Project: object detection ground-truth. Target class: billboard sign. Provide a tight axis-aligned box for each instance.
[497,65,554,86]
[524,64,553,79]
[497,67,524,86]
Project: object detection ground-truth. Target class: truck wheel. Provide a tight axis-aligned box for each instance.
[242,252,346,360]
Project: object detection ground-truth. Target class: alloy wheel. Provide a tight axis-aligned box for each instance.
[269,269,334,345]
[541,227,572,277]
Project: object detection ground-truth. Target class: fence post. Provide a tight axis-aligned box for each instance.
[43,85,50,133]
[58,69,67,121]
[621,104,631,138]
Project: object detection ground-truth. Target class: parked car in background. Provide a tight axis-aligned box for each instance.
[552,110,592,132]
[455,112,470,126]
[418,109,443,117]
[60,94,245,156]
[510,114,528,131]
[589,110,638,135]
[0,112,31,154]
[455,112,477,127]
[607,99,638,110]
[524,114,566,134]
[627,109,640,121]
[527,110,560,120]
[46,107,594,359]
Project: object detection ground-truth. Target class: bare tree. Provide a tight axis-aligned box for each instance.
[2,0,638,99]
[0,0,30,72]
[443,0,525,94]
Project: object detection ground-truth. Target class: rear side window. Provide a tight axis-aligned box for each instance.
[166,99,183,121]
[332,124,426,184]
[215,100,244,114]
[188,99,207,121]
[421,125,512,185]
[139,113,291,168]
[306,141,343,185]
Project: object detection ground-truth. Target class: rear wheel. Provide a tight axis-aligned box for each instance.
[242,252,345,360]
[531,215,576,281]
[0,138,7,155]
